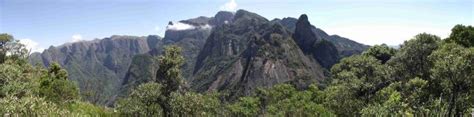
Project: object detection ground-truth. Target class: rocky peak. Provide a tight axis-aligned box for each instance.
[192,11,326,100]
[210,11,234,26]
[233,9,268,25]
[293,14,319,52]
[180,16,212,26]
[298,14,309,22]
[292,14,340,69]
[278,17,299,31]
[163,22,211,44]
[278,15,368,58]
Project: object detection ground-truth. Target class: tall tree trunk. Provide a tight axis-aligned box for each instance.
[161,102,172,117]
[447,87,458,117]
[453,87,462,117]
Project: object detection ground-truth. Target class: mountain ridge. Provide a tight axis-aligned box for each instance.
[29,9,369,105]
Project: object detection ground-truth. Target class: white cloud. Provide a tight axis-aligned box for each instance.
[154,26,161,32]
[71,34,83,42]
[220,0,238,11]
[155,26,166,36]
[19,39,45,53]
[201,24,213,30]
[166,22,196,31]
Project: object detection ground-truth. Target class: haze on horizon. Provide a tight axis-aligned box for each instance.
[1,0,472,52]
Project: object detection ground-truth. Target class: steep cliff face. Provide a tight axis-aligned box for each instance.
[192,10,326,100]
[119,29,211,98]
[210,11,234,26]
[275,16,369,58]
[292,15,340,69]
[118,12,232,98]
[29,35,161,105]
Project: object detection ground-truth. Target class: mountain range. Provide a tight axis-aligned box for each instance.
[29,10,369,106]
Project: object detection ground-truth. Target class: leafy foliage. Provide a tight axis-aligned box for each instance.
[155,45,186,116]
[3,23,474,116]
[260,84,333,116]
[0,33,28,64]
[363,44,396,63]
[388,33,441,80]
[0,33,13,64]
[429,43,474,116]
[228,96,261,116]
[117,45,190,116]
[169,92,222,116]
[0,34,113,116]
[0,96,71,116]
[227,84,333,116]
[156,45,185,96]
[323,25,474,116]
[116,82,163,116]
[39,63,80,104]
[327,55,391,115]
[446,24,474,47]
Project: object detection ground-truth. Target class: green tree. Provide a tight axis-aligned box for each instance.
[257,84,332,116]
[0,34,13,46]
[116,82,163,116]
[155,45,185,116]
[446,24,474,47]
[362,44,396,64]
[331,55,391,102]
[387,33,442,107]
[326,55,391,115]
[39,63,79,104]
[228,96,261,116]
[323,82,365,116]
[0,34,114,116]
[169,92,221,116]
[429,43,474,116]
[0,33,28,64]
[360,87,404,116]
[398,78,429,112]
[388,33,441,80]
[0,59,38,98]
[117,45,186,116]
[361,77,430,116]
[0,33,13,64]
[0,95,71,116]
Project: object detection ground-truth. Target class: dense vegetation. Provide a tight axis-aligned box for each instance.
[1,24,473,116]
[0,34,115,115]
[116,24,474,116]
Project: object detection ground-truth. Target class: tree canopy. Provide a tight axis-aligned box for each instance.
[2,24,474,116]
[0,34,114,116]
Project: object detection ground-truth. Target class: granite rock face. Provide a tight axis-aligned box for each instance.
[276,16,369,58]
[192,10,326,100]
[292,14,340,69]
[118,12,229,100]
[29,35,161,105]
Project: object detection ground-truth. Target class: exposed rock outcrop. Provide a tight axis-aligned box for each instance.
[192,10,326,100]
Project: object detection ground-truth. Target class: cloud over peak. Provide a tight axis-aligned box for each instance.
[220,0,238,11]
[166,22,196,31]
[19,39,45,53]
[166,22,213,31]
[71,34,83,42]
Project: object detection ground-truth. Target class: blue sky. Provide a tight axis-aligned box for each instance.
[1,0,473,52]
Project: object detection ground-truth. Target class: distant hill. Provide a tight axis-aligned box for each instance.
[29,35,161,105]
